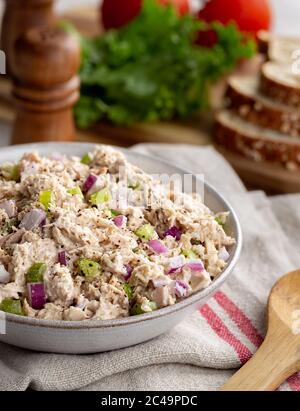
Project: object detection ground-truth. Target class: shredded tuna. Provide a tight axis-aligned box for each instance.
[0,146,235,320]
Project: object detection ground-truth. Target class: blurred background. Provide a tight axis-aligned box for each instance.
[0,0,300,193]
[55,0,300,35]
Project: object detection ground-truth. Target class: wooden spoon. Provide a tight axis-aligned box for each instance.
[221,269,300,391]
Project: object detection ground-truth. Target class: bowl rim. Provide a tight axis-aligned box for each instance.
[0,142,242,330]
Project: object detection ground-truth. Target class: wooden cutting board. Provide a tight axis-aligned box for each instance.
[0,74,212,147]
[0,5,299,193]
[216,148,300,194]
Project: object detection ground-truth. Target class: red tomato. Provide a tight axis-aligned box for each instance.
[101,0,190,30]
[102,0,142,30]
[198,0,272,36]
[159,0,189,16]
[196,29,218,48]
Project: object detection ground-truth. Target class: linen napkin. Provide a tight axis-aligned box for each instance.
[0,143,299,391]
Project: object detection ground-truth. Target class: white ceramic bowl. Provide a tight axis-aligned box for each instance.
[0,142,242,353]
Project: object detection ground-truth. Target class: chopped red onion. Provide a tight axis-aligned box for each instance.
[175,280,189,297]
[168,268,179,275]
[218,246,230,262]
[40,218,46,227]
[40,217,50,228]
[40,217,49,239]
[0,264,10,284]
[184,260,204,272]
[163,226,181,241]
[87,178,106,196]
[58,250,68,266]
[167,255,185,274]
[113,215,127,228]
[124,264,133,281]
[0,200,17,218]
[82,173,97,193]
[27,283,46,310]
[148,240,168,255]
[19,209,46,231]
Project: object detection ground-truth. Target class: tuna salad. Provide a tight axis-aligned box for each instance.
[0,146,235,321]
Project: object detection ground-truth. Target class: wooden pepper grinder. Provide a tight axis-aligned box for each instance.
[10,26,81,144]
[1,0,56,74]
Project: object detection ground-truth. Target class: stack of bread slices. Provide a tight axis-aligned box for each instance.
[215,31,300,171]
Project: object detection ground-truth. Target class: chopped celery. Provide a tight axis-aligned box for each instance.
[10,165,20,182]
[39,190,55,210]
[68,186,84,198]
[81,153,92,165]
[77,258,100,279]
[26,263,47,283]
[128,180,141,190]
[148,301,157,311]
[2,164,20,182]
[135,224,155,241]
[90,187,112,206]
[215,216,225,227]
[123,283,134,300]
[181,249,197,259]
[130,301,157,316]
[130,303,144,316]
[0,298,23,315]
[103,209,120,218]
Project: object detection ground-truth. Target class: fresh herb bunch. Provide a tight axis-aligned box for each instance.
[75,0,256,128]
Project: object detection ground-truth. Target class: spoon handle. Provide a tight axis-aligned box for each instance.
[221,335,298,391]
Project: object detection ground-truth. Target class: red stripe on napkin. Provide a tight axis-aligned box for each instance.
[213,291,264,347]
[200,304,252,364]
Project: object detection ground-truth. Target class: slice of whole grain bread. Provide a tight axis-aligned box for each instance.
[226,75,300,137]
[260,61,300,107]
[215,109,300,170]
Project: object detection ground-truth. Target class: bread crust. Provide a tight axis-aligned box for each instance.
[227,77,300,137]
[215,111,300,170]
[257,31,270,56]
[260,63,300,107]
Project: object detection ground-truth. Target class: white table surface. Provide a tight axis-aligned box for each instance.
[0,0,299,147]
